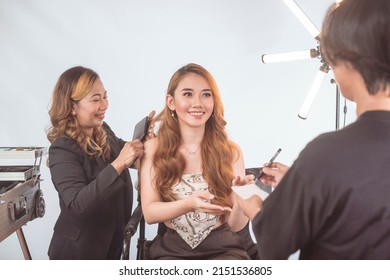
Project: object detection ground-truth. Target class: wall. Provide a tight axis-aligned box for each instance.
[0,0,356,259]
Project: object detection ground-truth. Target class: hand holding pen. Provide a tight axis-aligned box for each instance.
[255,148,282,181]
[257,152,289,188]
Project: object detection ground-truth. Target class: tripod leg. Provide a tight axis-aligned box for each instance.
[16,228,32,260]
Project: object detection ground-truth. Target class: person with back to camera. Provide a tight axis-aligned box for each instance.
[237,0,390,259]
[140,63,258,259]
[46,66,154,259]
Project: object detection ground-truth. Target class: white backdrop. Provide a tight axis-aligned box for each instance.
[0,0,356,260]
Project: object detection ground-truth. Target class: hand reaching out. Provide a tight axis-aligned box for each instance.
[189,190,232,215]
[232,174,255,186]
[260,161,289,188]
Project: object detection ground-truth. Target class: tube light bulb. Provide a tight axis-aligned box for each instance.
[298,68,328,119]
[262,49,319,64]
[283,0,320,38]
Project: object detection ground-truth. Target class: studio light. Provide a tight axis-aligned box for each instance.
[262,48,320,64]
[261,0,335,120]
[283,0,319,38]
[298,62,329,119]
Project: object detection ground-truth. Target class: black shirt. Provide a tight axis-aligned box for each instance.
[252,111,390,259]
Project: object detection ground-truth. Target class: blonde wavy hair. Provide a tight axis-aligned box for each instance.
[152,63,239,207]
[46,66,110,160]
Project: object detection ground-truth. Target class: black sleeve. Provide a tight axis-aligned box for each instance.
[251,146,329,259]
[103,122,126,149]
[48,137,126,218]
[251,166,309,259]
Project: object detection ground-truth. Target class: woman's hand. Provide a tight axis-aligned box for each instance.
[260,161,289,188]
[232,174,255,186]
[111,139,144,174]
[189,190,232,215]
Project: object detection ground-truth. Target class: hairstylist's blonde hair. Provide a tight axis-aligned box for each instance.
[152,63,239,207]
[47,66,110,160]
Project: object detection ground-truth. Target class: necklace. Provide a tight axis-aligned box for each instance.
[182,145,200,156]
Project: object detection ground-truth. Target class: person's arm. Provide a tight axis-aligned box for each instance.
[260,161,289,188]
[228,144,251,232]
[49,137,127,218]
[235,161,289,220]
[111,139,144,174]
[140,138,229,224]
[104,119,153,173]
[236,167,308,259]
[251,163,316,259]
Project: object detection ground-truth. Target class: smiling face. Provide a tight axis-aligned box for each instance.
[167,72,214,130]
[72,78,108,136]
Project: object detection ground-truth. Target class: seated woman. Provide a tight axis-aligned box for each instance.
[140,63,255,259]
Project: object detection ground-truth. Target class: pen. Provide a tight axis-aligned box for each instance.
[255,148,282,181]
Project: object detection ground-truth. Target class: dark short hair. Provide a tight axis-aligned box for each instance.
[321,0,390,94]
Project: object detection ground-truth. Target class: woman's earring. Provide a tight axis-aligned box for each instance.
[72,111,76,115]
[171,110,175,117]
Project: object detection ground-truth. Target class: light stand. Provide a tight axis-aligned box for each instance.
[331,78,340,130]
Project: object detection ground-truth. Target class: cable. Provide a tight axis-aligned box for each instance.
[343,98,347,127]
